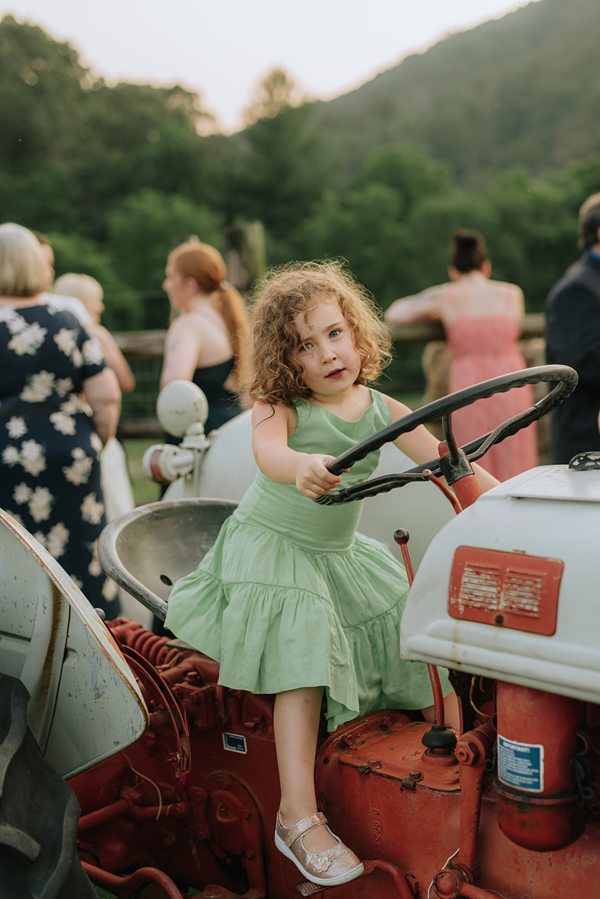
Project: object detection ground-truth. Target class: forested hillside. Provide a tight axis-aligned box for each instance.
[315,0,600,183]
[0,0,598,335]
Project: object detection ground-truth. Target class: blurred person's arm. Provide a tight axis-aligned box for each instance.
[385,287,442,324]
[160,316,201,388]
[511,285,526,323]
[84,368,121,444]
[88,322,136,392]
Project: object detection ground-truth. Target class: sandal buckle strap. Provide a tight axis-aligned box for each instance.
[281,811,327,848]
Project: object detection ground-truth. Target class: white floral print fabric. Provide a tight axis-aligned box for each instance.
[0,304,119,615]
[6,416,27,438]
[9,321,47,356]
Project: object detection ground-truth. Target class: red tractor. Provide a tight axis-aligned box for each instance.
[4,366,600,898]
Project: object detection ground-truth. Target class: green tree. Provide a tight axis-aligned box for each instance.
[405,190,499,295]
[48,231,132,329]
[106,189,222,328]
[127,128,235,219]
[481,170,574,309]
[297,146,453,303]
[68,82,212,239]
[234,69,330,241]
[242,67,306,126]
[0,16,86,171]
[352,145,451,219]
[298,184,412,304]
[0,168,75,232]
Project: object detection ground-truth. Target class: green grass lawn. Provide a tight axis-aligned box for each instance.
[121,437,162,506]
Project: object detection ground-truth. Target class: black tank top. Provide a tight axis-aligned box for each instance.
[192,358,242,432]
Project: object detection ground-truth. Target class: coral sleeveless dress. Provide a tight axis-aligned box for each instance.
[165,389,447,732]
[444,316,538,481]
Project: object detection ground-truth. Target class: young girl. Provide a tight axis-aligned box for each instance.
[165,261,497,887]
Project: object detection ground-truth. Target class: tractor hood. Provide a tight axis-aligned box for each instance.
[401,465,600,704]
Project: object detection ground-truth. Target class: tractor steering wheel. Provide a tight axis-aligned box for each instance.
[316,364,578,505]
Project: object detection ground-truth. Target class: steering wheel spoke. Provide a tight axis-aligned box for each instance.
[320,365,578,504]
[441,414,460,459]
[317,469,433,505]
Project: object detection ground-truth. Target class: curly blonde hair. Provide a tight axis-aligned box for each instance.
[243,261,391,405]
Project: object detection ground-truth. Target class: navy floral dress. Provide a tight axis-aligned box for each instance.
[0,302,120,616]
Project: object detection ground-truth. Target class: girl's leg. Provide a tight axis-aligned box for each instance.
[274,687,338,853]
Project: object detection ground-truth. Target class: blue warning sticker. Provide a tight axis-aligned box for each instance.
[497,735,544,792]
[223,732,247,754]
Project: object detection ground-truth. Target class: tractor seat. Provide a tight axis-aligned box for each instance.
[98,498,237,621]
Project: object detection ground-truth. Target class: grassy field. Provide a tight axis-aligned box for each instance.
[121,437,162,506]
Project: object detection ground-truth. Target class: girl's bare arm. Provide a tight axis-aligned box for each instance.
[252,401,341,498]
[383,394,499,493]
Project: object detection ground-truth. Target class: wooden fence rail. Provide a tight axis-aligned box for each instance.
[116,315,548,440]
[115,315,546,356]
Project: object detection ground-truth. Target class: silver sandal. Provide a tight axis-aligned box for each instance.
[274,811,364,887]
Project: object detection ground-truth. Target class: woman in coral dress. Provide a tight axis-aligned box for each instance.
[386,229,538,481]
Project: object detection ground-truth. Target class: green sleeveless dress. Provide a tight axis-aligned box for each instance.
[165,389,448,731]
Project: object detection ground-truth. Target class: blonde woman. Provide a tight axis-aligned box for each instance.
[53,272,151,624]
[0,224,121,614]
[53,272,135,394]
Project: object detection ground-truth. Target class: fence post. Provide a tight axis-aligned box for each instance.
[224,222,266,292]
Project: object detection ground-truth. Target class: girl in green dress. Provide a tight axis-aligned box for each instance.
[165,261,497,887]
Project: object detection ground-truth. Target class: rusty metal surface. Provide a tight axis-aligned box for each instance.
[337,717,461,792]
[71,622,600,898]
[449,546,563,636]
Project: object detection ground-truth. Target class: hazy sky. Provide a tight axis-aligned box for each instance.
[1,0,534,131]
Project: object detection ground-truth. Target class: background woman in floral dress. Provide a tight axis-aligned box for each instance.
[0,223,121,615]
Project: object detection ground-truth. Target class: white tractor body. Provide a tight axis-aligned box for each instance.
[401,465,600,703]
